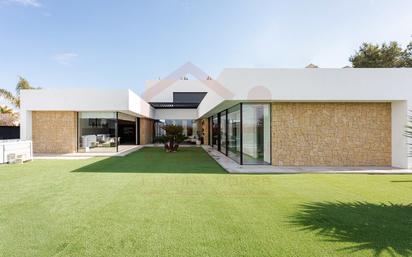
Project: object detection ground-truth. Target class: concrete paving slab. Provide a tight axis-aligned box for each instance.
[34,145,143,160]
[202,145,412,174]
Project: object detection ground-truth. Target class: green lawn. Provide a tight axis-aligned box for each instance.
[1,147,412,257]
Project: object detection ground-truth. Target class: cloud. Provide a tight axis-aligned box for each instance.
[5,0,41,7]
[53,53,79,65]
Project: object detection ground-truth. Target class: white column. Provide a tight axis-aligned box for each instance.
[20,110,32,140]
[391,101,409,168]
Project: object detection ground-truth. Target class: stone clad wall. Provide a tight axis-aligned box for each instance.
[201,118,209,145]
[271,103,391,166]
[32,111,77,153]
[139,118,154,144]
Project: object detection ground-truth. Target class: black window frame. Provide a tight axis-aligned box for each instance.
[206,102,271,165]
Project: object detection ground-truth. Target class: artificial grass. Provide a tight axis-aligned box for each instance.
[0,147,411,257]
[74,147,226,174]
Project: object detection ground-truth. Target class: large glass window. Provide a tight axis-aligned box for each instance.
[242,104,270,164]
[207,103,271,165]
[227,105,241,163]
[220,111,227,154]
[212,115,219,148]
[78,112,117,153]
[154,119,198,144]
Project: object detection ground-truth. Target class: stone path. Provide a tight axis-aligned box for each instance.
[202,145,412,174]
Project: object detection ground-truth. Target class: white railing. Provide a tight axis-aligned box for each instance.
[0,140,33,164]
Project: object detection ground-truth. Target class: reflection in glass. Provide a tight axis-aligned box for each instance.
[78,112,117,153]
[242,104,270,164]
[220,111,227,154]
[227,105,241,163]
[154,119,198,144]
[212,115,219,148]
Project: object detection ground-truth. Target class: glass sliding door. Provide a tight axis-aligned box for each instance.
[220,110,227,155]
[206,103,271,165]
[212,115,219,149]
[242,104,270,164]
[117,113,137,146]
[227,104,241,163]
[78,112,118,153]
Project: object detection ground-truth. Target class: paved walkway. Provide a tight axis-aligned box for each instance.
[202,145,412,174]
[34,145,143,160]
[33,145,198,160]
[144,144,201,147]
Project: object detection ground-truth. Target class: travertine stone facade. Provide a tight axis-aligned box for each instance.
[201,118,209,145]
[32,111,77,153]
[272,103,391,166]
[139,118,154,144]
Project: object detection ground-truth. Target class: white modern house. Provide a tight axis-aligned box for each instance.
[20,65,412,168]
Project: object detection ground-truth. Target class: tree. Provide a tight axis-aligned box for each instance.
[349,41,412,68]
[0,105,13,114]
[0,105,18,126]
[157,125,187,152]
[0,88,19,108]
[404,42,412,67]
[0,76,39,109]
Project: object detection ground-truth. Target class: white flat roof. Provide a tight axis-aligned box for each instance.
[20,68,412,119]
[20,88,154,118]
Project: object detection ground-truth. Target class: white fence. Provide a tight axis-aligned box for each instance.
[0,140,33,164]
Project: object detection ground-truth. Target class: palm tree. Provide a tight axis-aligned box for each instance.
[0,105,13,114]
[0,76,39,108]
[0,88,19,108]
[0,105,18,126]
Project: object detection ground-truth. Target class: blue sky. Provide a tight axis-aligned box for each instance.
[0,0,411,98]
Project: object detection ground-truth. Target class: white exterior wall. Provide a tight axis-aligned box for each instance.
[199,69,412,117]
[21,88,153,117]
[20,110,32,141]
[392,101,409,168]
[215,68,412,103]
[21,89,128,111]
[127,89,154,118]
[20,88,154,141]
[19,68,412,168]
[154,109,198,120]
[202,68,412,169]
